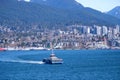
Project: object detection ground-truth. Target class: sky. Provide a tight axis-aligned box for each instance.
[24,0,30,2]
[24,0,120,12]
[76,0,120,12]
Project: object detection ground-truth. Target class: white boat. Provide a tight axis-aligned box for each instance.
[43,42,63,64]
[42,53,63,64]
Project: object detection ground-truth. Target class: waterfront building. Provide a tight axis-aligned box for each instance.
[116,25,120,33]
[96,26,102,35]
[102,26,108,36]
[87,27,91,34]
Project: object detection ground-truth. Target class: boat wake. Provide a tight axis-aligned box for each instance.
[0,52,45,65]
[0,59,44,64]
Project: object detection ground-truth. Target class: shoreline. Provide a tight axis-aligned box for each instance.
[1,47,120,51]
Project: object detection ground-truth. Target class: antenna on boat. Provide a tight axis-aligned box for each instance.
[52,48,54,54]
[51,42,54,54]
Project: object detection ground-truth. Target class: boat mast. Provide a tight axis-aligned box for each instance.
[51,42,54,54]
[52,48,54,54]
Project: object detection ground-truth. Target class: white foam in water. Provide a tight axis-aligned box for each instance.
[1,59,44,64]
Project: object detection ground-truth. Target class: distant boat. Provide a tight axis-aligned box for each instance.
[0,48,6,51]
[42,49,63,64]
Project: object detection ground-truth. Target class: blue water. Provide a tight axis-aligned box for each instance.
[0,50,120,80]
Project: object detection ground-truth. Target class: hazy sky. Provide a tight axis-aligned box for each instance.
[24,0,120,12]
[76,0,120,12]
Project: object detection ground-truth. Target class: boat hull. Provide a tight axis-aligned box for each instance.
[43,58,63,64]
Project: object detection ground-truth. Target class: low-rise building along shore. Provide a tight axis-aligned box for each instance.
[0,24,120,50]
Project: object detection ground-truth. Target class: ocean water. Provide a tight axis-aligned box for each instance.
[0,50,120,80]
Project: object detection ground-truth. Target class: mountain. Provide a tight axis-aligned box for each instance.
[0,0,74,28]
[107,6,120,19]
[0,0,120,30]
[30,0,84,10]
